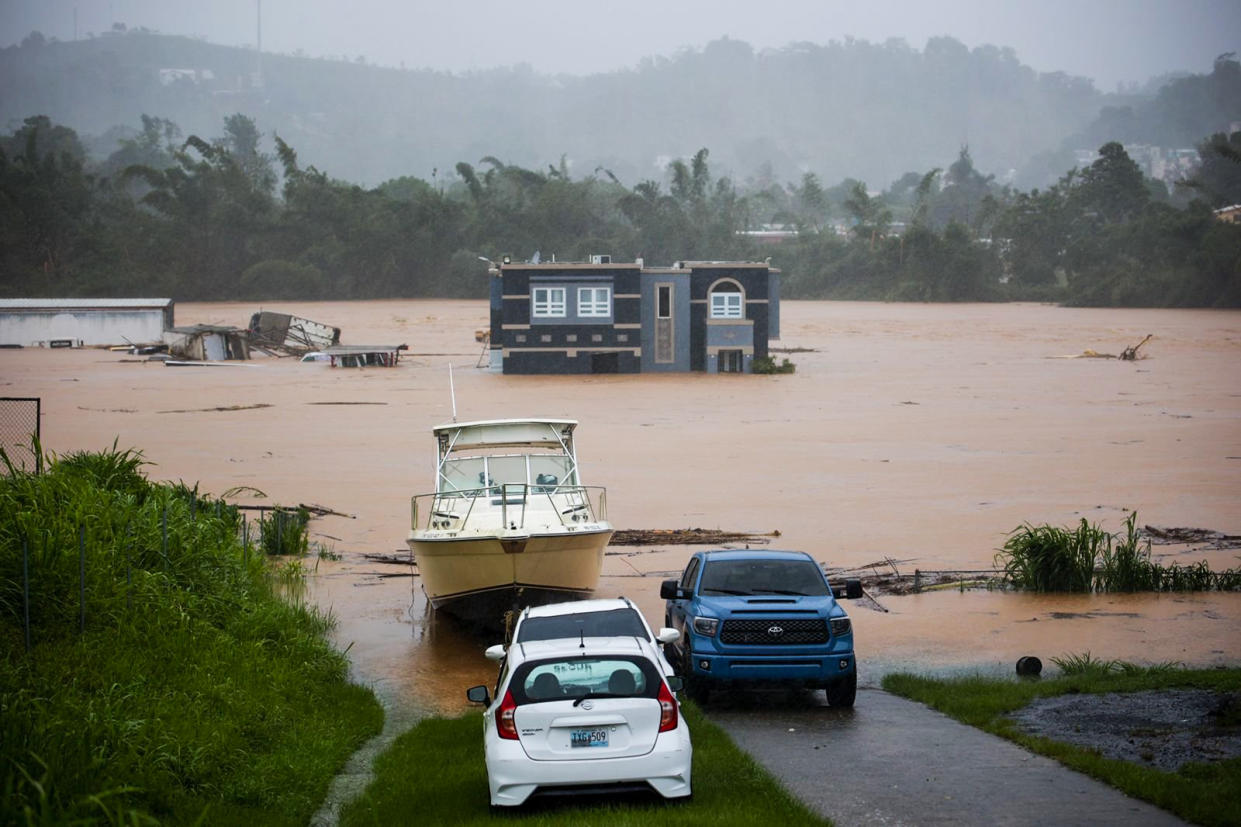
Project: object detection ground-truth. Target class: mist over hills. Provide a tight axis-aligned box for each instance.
[0,29,1176,190]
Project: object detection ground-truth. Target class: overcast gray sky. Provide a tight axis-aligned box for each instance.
[2,0,1238,91]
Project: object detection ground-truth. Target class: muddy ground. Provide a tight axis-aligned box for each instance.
[1012,689,1241,771]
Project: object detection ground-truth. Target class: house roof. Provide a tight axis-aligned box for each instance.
[0,298,173,310]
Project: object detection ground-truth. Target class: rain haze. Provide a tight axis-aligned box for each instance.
[3,0,1239,90]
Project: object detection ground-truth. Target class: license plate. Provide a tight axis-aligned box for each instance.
[570,728,609,748]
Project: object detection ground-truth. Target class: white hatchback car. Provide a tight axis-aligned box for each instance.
[488,597,681,678]
[466,635,693,807]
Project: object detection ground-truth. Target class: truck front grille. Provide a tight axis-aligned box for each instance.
[720,618,828,645]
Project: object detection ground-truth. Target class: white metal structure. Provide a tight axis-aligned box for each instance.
[0,298,173,346]
[466,636,692,807]
[407,419,612,626]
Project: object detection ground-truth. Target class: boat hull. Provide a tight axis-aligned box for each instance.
[408,528,612,627]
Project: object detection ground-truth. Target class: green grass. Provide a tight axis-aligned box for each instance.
[883,662,1241,827]
[1,444,384,824]
[995,512,1241,593]
[339,702,829,826]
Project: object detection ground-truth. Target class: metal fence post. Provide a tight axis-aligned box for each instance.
[22,535,30,653]
[161,505,168,576]
[79,525,86,633]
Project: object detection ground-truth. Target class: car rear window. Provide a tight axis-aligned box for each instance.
[699,558,830,596]
[511,656,657,703]
[516,608,648,642]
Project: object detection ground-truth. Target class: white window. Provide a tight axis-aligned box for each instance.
[577,286,611,317]
[710,292,743,319]
[532,286,566,318]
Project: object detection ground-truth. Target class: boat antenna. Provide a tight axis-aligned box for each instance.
[449,363,457,422]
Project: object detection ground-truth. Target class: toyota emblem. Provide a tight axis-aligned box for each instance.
[767,625,784,636]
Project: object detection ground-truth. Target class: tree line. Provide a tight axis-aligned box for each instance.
[1,112,1239,306]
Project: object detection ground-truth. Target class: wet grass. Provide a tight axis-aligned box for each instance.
[338,702,829,826]
[1,444,384,824]
[996,512,1241,593]
[883,662,1241,827]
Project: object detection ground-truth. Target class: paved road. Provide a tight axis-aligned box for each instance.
[707,688,1187,826]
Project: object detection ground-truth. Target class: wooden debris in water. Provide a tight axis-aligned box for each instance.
[608,528,779,546]
[1050,333,1153,360]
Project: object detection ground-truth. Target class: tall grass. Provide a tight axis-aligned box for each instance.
[0,444,383,824]
[996,512,1240,593]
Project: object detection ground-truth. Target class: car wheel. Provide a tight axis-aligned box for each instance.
[825,672,856,708]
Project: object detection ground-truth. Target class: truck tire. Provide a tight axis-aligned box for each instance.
[680,650,711,705]
[825,672,856,708]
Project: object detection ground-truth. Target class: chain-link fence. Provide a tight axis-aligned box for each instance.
[0,397,41,474]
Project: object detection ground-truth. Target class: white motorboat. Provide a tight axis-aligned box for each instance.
[407,418,612,626]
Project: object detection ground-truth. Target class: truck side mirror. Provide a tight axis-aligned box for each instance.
[838,578,863,600]
[660,579,682,600]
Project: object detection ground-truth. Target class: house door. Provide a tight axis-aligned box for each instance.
[719,349,743,373]
[655,283,675,364]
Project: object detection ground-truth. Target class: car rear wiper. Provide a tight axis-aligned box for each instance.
[572,692,613,707]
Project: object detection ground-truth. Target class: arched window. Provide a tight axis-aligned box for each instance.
[709,279,744,319]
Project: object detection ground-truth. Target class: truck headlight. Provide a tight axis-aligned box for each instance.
[691,616,720,636]
[829,617,851,636]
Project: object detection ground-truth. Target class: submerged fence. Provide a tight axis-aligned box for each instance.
[8,500,308,653]
[0,397,41,474]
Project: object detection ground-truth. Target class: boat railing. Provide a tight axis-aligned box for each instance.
[411,484,608,532]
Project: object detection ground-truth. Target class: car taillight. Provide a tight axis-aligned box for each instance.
[497,689,518,740]
[658,680,678,732]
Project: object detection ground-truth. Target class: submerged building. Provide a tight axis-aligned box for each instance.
[488,256,780,374]
[0,298,174,347]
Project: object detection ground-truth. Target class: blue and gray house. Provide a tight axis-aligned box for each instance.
[488,256,780,374]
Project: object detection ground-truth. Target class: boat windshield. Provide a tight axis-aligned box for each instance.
[439,454,577,493]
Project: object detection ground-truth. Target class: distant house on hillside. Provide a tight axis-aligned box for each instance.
[1214,204,1241,224]
[488,256,779,374]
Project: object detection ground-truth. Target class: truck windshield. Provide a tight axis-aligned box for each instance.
[699,559,829,596]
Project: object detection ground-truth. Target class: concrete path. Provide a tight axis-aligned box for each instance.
[708,688,1186,827]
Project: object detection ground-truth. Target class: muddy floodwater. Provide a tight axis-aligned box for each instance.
[5,299,1240,718]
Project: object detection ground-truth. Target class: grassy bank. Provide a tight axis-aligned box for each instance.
[338,702,828,826]
[0,446,383,825]
[883,660,1241,827]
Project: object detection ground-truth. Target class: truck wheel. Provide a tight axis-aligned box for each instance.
[825,672,856,708]
[680,650,710,705]
[685,676,710,706]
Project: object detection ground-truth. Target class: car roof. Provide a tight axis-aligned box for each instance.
[505,635,653,666]
[521,598,636,618]
[699,549,817,562]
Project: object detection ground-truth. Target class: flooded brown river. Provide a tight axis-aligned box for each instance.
[5,299,1240,718]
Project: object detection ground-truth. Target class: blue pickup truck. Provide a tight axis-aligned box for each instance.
[661,549,862,706]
